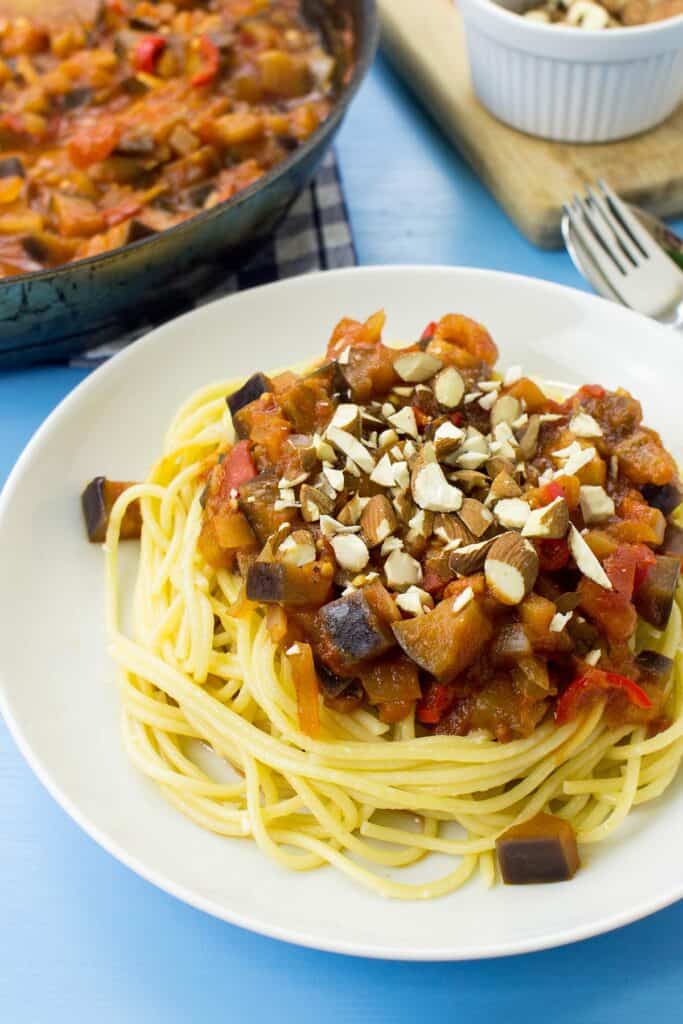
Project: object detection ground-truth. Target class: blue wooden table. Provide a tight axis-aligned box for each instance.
[2,54,682,1022]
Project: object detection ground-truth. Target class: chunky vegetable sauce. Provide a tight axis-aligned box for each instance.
[84,311,683,742]
[0,0,347,277]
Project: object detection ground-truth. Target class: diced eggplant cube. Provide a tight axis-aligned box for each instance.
[635,650,674,687]
[245,559,331,606]
[239,472,294,543]
[227,373,272,419]
[316,663,353,698]
[317,590,396,673]
[81,477,141,543]
[496,813,580,885]
[642,483,683,518]
[62,87,93,110]
[634,555,680,630]
[127,219,158,243]
[0,156,25,178]
[662,522,683,559]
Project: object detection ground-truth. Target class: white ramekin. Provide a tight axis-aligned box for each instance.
[457,0,683,142]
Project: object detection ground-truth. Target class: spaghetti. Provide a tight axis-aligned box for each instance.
[103,349,683,900]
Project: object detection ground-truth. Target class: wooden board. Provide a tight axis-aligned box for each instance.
[379,0,683,248]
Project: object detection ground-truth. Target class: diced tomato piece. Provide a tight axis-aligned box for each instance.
[577,577,637,644]
[536,538,570,572]
[223,440,257,491]
[603,543,657,602]
[555,667,651,725]
[416,680,456,725]
[537,475,580,510]
[69,121,121,168]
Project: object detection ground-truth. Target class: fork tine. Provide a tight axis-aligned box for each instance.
[563,199,628,299]
[572,194,627,275]
[586,187,640,267]
[597,180,657,258]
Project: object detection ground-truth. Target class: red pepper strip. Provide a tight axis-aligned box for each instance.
[133,34,167,74]
[536,538,570,572]
[102,200,141,228]
[191,34,220,88]
[223,440,257,491]
[416,681,455,725]
[555,667,652,725]
[420,320,438,343]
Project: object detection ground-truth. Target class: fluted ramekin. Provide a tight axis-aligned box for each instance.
[458,0,683,142]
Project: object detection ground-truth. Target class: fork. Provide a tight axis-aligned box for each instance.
[562,182,683,329]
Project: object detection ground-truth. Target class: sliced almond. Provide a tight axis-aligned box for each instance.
[478,390,498,411]
[392,460,410,490]
[486,456,516,480]
[396,586,434,616]
[433,366,465,409]
[393,350,443,383]
[278,530,317,567]
[434,512,474,546]
[494,497,531,529]
[381,535,404,556]
[568,524,612,589]
[489,470,522,502]
[549,610,573,633]
[457,451,488,471]
[411,444,464,513]
[451,469,489,493]
[326,426,375,475]
[570,412,603,438]
[330,533,370,573]
[322,464,345,493]
[312,433,335,463]
[449,536,497,576]
[579,485,615,525]
[433,420,464,461]
[384,548,423,590]
[338,494,367,526]
[387,406,419,439]
[378,428,399,449]
[299,484,334,523]
[393,490,415,523]
[360,494,397,547]
[370,452,395,487]
[328,403,361,436]
[407,507,434,538]
[452,585,475,614]
[485,533,539,606]
[458,497,494,538]
[521,496,569,539]
[518,414,541,461]
[559,445,596,478]
[491,394,522,429]
[319,515,361,539]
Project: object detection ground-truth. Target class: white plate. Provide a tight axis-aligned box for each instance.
[1,266,681,960]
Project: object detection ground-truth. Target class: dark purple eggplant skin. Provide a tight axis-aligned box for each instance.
[634,555,681,630]
[81,477,108,543]
[642,483,683,518]
[227,373,273,422]
[246,562,287,604]
[0,156,24,178]
[662,522,683,559]
[316,590,395,671]
[316,663,354,698]
[635,650,674,687]
[497,834,578,885]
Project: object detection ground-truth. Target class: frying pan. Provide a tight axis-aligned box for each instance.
[0,0,378,367]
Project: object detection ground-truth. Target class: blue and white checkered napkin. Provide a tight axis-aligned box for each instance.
[70,149,356,368]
